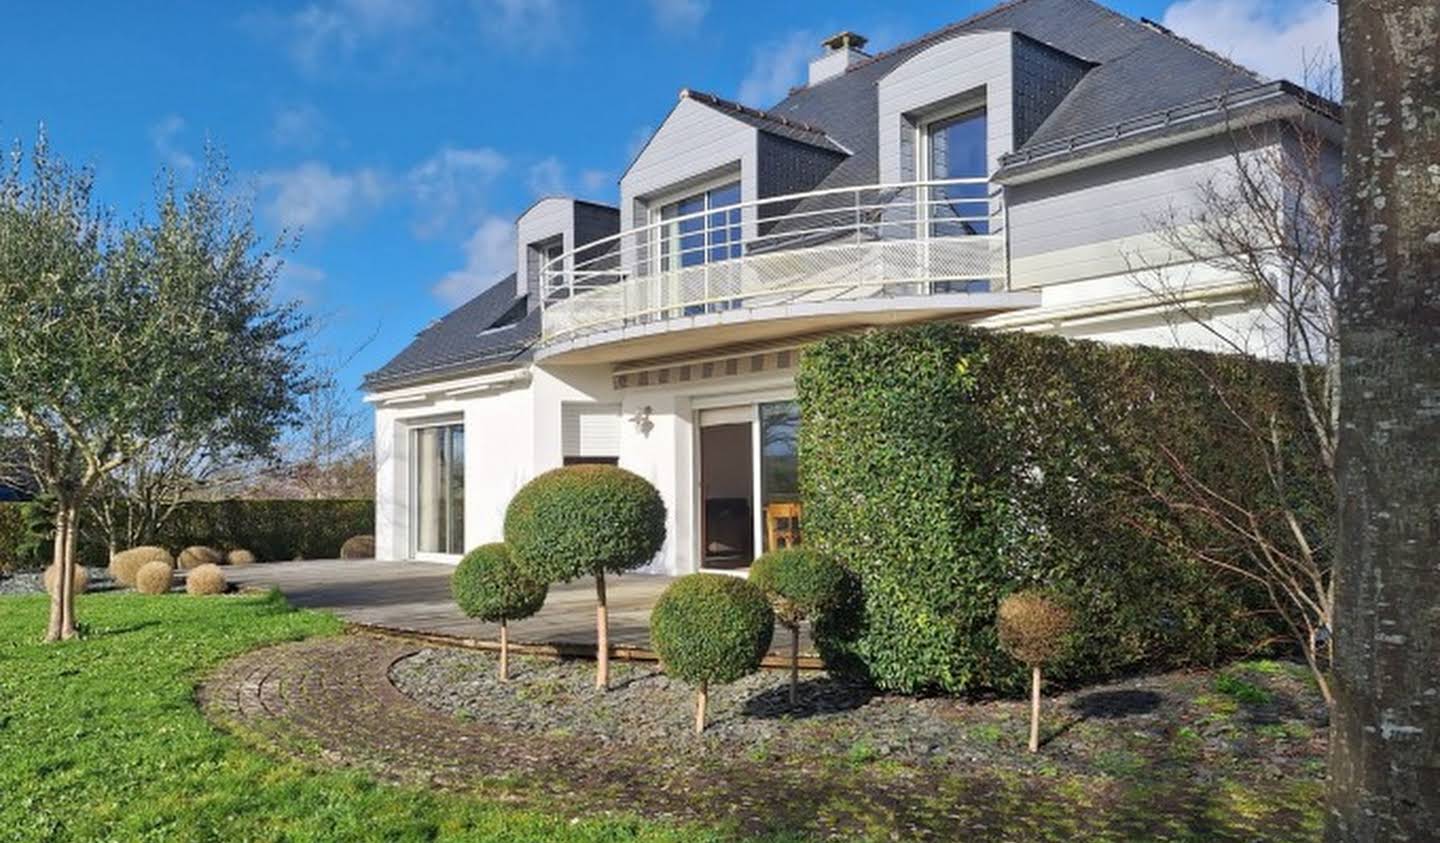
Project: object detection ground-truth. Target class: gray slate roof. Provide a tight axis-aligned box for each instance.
[363,275,536,390]
[366,0,1291,391]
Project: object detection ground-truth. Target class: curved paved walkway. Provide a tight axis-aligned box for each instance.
[200,634,906,838]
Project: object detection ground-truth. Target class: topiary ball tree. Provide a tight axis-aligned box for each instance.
[505,465,666,690]
[452,543,549,682]
[651,573,775,734]
[997,591,1074,753]
[749,548,848,705]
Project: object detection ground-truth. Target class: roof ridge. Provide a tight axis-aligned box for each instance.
[812,0,1038,83]
[680,88,831,136]
[1136,17,1266,82]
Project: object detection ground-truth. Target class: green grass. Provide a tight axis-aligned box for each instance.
[1215,673,1273,706]
[0,591,741,842]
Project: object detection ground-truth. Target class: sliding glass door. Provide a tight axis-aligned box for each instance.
[412,423,464,556]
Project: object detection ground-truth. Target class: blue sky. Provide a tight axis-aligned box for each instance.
[0,0,1336,433]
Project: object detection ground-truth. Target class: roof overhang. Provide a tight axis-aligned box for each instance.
[534,292,1041,365]
[364,365,532,408]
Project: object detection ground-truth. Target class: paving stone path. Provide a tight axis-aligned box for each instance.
[200,633,983,839]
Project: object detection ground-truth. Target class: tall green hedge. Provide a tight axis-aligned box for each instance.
[798,325,1327,695]
[0,498,374,571]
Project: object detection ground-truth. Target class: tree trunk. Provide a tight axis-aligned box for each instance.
[695,681,708,735]
[58,504,77,640]
[594,570,609,690]
[1029,665,1042,754]
[498,620,509,683]
[43,505,67,643]
[789,624,800,706]
[1327,1,1440,839]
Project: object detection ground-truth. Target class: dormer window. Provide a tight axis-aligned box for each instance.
[656,180,742,271]
[923,107,989,236]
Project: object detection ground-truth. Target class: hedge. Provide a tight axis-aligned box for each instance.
[798,324,1327,695]
[0,498,374,571]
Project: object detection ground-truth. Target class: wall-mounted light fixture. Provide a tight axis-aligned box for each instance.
[630,405,654,437]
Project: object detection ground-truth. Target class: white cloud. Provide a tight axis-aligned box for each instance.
[526,157,567,197]
[149,115,195,173]
[623,124,654,168]
[287,0,432,71]
[648,0,707,32]
[432,216,516,305]
[275,260,328,305]
[736,30,814,107]
[477,0,563,49]
[270,104,328,150]
[407,146,509,237]
[258,162,388,232]
[579,168,611,194]
[1161,0,1339,87]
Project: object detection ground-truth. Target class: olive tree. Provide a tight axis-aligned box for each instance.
[0,133,311,641]
[504,465,666,689]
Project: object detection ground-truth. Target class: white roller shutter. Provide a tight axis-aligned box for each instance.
[697,405,754,427]
[562,402,622,458]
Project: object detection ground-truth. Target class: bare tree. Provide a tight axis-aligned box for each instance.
[85,433,223,554]
[1127,73,1343,706]
[1326,0,1440,837]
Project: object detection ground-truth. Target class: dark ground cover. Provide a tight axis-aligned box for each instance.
[1,589,1328,841]
[218,635,1327,841]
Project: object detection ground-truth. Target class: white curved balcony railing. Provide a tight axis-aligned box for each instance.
[539,178,1007,345]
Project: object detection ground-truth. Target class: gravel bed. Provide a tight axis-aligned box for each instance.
[391,647,978,766]
[0,567,115,596]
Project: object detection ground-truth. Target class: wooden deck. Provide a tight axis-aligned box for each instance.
[225,559,818,666]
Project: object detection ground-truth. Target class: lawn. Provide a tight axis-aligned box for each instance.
[0,590,1327,841]
[0,591,735,842]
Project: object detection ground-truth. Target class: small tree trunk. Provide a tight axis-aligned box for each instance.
[1028,665,1042,753]
[594,570,609,690]
[789,624,800,706]
[59,505,78,640]
[695,681,708,734]
[43,505,67,643]
[498,620,509,683]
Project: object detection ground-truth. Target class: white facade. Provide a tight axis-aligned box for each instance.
[367,16,1333,573]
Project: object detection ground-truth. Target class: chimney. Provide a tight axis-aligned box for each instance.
[808,31,869,86]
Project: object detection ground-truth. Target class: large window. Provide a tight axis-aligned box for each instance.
[658,181,742,271]
[759,400,800,552]
[925,108,989,237]
[412,423,464,555]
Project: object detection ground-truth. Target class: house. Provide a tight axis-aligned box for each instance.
[364,0,1339,572]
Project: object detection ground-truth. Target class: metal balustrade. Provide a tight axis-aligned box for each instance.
[539,178,1007,344]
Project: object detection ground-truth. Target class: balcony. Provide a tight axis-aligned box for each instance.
[538,178,1035,362]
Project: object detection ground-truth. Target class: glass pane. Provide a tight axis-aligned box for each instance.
[928,109,989,237]
[759,401,801,552]
[448,426,465,554]
[708,182,741,209]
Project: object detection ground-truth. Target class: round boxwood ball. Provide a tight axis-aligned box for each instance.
[748,548,848,626]
[134,560,175,595]
[178,545,222,570]
[226,548,257,566]
[504,465,666,582]
[340,535,375,560]
[43,564,89,597]
[651,573,775,686]
[186,563,227,596]
[109,546,174,587]
[452,543,548,622]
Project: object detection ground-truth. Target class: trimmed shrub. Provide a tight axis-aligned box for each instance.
[749,548,849,704]
[134,560,174,595]
[798,324,1315,695]
[998,591,1073,668]
[110,546,174,587]
[177,545,222,571]
[997,591,1073,753]
[43,564,90,596]
[452,543,548,681]
[185,563,227,596]
[340,534,375,560]
[0,498,374,570]
[226,548,257,566]
[650,573,774,733]
[505,465,666,689]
